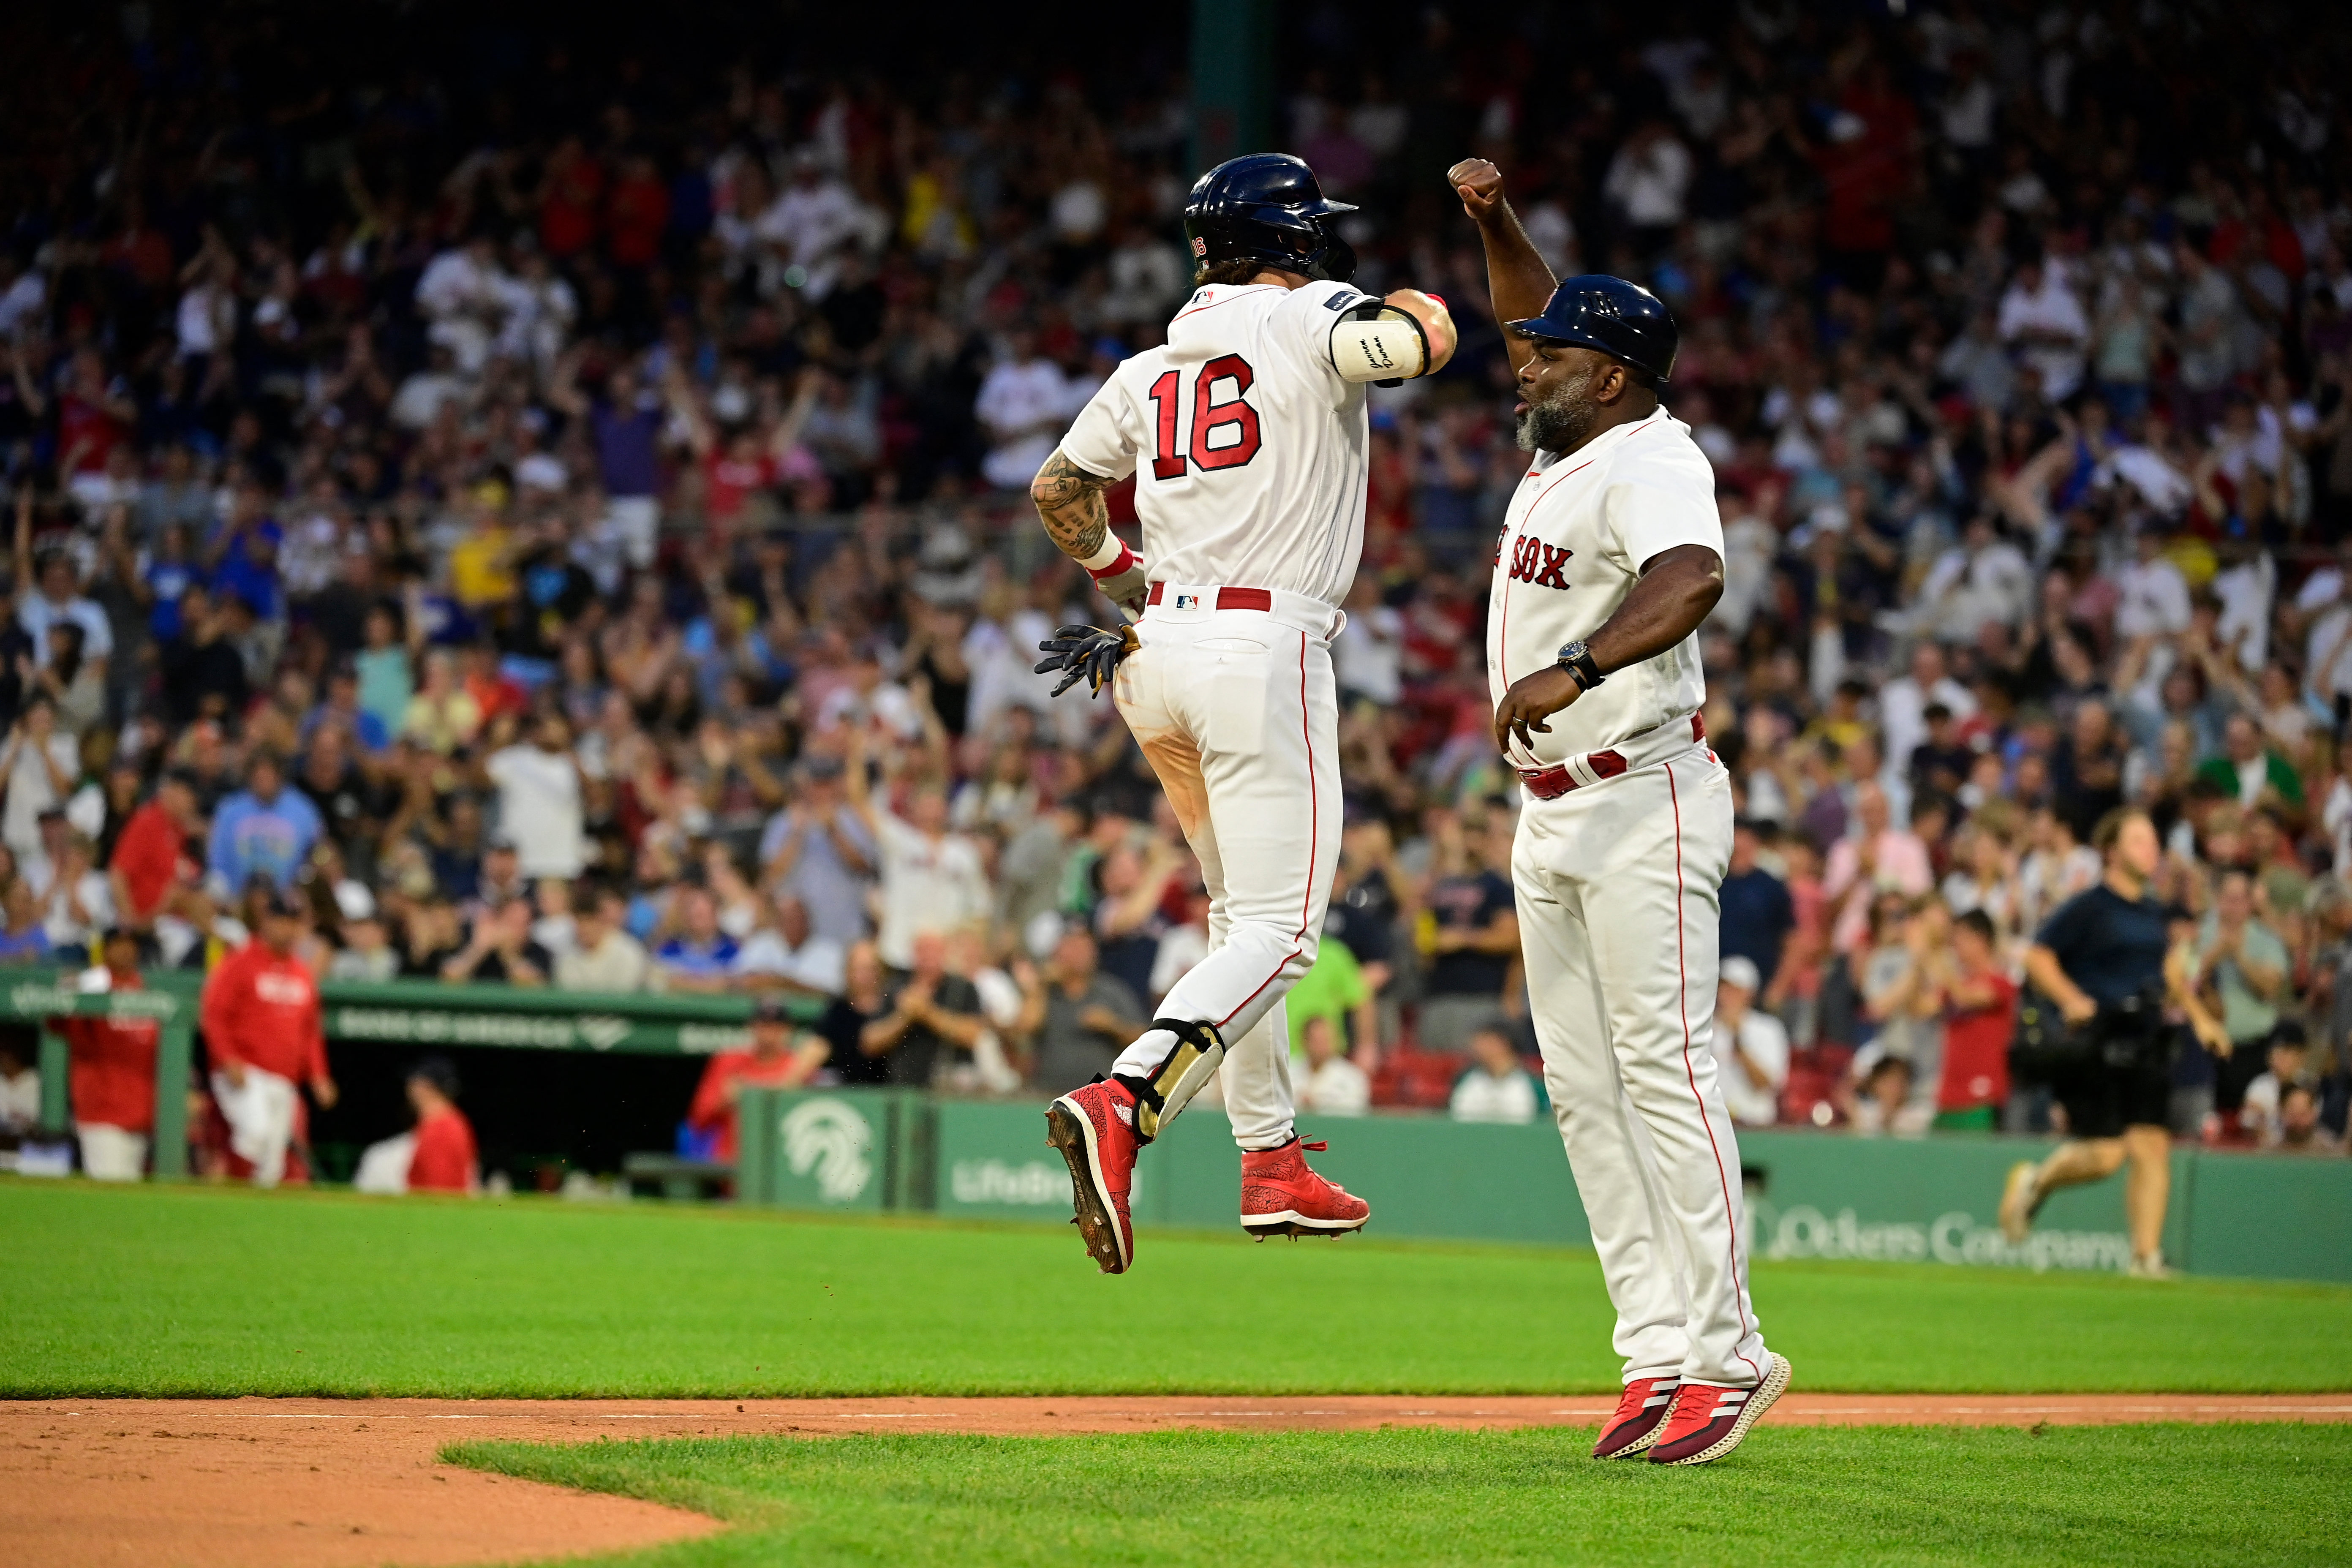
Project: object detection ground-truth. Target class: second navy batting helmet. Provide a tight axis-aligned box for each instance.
[1182,153,1358,284]
[1508,275,1679,384]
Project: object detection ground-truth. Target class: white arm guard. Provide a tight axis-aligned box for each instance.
[1330,301,1432,386]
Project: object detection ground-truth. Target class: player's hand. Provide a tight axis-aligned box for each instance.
[1034,624,1138,699]
[2056,990,2099,1026]
[220,1060,248,1090]
[1449,158,1505,223]
[312,1074,339,1109]
[1492,665,1582,757]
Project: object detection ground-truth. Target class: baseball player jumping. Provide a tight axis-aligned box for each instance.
[1453,157,1791,1465]
[1032,153,1456,1274]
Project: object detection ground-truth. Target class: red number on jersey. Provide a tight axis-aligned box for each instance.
[1144,356,1263,479]
[1189,354,1262,471]
[1145,370,1187,480]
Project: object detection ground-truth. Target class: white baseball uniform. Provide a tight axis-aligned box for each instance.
[1059,279,1372,1149]
[1487,406,1772,1390]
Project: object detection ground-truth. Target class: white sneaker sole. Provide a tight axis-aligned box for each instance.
[1652,1353,1792,1466]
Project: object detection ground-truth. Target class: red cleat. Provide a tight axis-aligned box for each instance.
[1592,1375,1682,1459]
[1647,1353,1792,1465]
[1046,1079,1140,1274]
[1240,1137,1369,1238]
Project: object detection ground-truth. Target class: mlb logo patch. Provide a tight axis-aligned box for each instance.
[1175,593,1202,610]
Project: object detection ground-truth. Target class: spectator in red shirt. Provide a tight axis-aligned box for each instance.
[687,995,827,1163]
[199,884,336,1184]
[1935,909,2018,1131]
[403,1057,479,1194]
[107,771,204,937]
[57,928,159,1180]
[605,154,672,270]
[538,135,604,258]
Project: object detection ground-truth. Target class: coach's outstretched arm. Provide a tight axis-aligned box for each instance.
[1032,449,1149,621]
[1493,544,1724,755]
[1451,157,1557,373]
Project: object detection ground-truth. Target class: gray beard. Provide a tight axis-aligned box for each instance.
[1514,372,1602,455]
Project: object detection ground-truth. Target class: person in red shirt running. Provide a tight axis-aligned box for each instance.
[687,996,828,1163]
[403,1057,479,1194]
[199,884,336,1184]
[57,928,159,1180]
[1935,909,2019,1131]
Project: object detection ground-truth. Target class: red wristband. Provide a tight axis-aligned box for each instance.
[1086,540,1140,582]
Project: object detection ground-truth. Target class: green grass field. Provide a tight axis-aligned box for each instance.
[9,1178,2352,1396]
[13,1178,2352,1566]
[445,1425,2352,1568]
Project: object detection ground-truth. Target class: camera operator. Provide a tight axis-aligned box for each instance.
[1996,808,2228,1278]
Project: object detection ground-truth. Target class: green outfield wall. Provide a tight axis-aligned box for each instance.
[738,1089,2352,1285]
[10,963,2340,1284]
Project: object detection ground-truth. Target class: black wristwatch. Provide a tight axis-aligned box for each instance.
[1558,640,1606,690]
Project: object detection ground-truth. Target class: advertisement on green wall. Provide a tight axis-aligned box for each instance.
[740,1089,891,1211]
[731,1089,2352,1284]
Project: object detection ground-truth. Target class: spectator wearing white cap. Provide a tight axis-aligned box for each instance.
[1713,956,1790,1128]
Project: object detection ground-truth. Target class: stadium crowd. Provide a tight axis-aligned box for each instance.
[0,2,2349,1177]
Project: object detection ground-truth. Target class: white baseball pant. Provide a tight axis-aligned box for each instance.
[76,1122,149,1181]
[1513,742,1772,1389]
[1107,586,1343,1151]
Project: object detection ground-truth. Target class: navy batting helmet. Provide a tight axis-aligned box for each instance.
[1508,275,1679,384]
[1182,153,1358,284]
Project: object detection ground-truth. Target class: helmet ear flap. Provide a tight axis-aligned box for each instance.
[1312,231,1358,285]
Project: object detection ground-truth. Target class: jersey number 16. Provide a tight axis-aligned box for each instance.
[1146,354,1263,479]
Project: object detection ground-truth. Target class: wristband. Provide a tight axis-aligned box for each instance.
[1083,537,1139,580]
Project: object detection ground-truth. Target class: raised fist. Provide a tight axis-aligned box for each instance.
[1448,158,1505,222]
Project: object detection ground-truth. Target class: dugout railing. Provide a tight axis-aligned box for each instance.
[4,968,803,1178]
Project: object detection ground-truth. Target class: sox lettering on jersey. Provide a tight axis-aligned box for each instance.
[1507,535,1573,590]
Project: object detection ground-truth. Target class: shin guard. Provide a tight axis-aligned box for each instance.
[1114,1018,1226,1143]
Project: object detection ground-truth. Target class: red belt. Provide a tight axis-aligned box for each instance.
[1146,583,1274,612]
[1519,713,1705,800]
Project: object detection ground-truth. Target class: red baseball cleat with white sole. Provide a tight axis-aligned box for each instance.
[1647,1353,1792,1465]
[1046,1078,1140,1274]
[1592,1375,1682,1459]
[1240,1137,1369,1238]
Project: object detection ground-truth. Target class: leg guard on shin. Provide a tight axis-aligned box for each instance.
[1114,1018,1227,1143]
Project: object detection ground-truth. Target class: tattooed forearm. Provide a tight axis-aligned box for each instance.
[1031,449,1113,562]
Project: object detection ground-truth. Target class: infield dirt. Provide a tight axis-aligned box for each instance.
[8,1394,2351,1568]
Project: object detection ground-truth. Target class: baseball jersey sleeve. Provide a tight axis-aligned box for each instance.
[1059,369,1143,482]
[1604,437,1724,573]
[1273,280,1372,409]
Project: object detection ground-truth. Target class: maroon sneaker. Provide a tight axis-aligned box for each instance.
[1592,1376,1682,1459]
[1046,1079,1141,1274]
[1240,1138,1369,1238]
[1647,1353,1793,1466]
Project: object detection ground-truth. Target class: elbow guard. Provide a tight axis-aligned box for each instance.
[1330,301,1432,387]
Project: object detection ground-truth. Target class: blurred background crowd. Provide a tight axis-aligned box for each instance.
[0,0,2349,1175]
